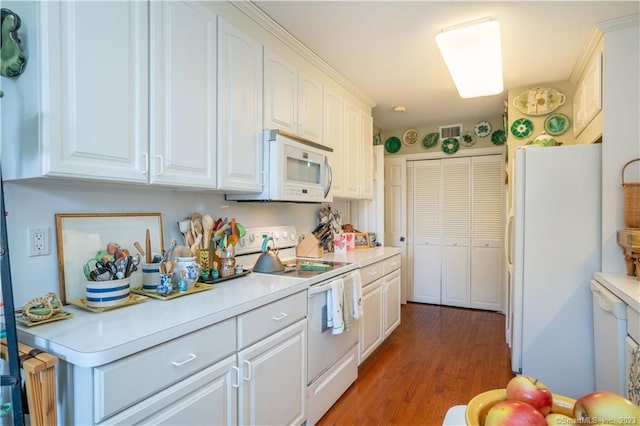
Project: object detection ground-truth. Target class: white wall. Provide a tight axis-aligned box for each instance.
[600,16,640,273]
[2,179,348,306]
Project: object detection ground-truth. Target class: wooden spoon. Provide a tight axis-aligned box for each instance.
[203,214,214,249]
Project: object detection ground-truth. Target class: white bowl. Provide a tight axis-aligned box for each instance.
[85,277,131,308]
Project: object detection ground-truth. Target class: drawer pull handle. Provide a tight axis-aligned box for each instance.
[272,312,288,321]
[171,353,197,367]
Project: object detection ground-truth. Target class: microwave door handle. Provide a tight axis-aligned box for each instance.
[324,156,333,198]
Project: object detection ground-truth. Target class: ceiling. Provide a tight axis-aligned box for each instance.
[252,1,639,132]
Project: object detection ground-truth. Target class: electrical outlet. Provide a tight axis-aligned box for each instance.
[28,227,50,256]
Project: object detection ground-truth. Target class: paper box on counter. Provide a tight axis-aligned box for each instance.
[334,233,347,255]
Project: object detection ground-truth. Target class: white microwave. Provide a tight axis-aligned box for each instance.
[226,129,333,203]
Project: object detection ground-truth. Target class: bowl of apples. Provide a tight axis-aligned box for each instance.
[466,375,640,425]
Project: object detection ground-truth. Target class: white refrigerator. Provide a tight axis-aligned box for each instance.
[506,143,601,399]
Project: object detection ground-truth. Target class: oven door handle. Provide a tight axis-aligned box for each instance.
[308,280,335,297]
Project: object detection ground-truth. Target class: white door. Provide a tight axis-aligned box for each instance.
[383,270,401,338]
[44,1,149,182]
[149,1,217,188]
[298,71,323,143]
[470,155,504,311]
[323,88,344,195]
[359,280,383,364]
[264,49,297,134]
[217,18,263,192]
[410,160,442,304]
[385,157,407,301]
[343,100,360,197]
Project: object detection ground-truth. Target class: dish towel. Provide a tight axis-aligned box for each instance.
[343,275,355,330]
[326,278,345,335]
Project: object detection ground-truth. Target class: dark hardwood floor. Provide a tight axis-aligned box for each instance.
[316,302,515,425]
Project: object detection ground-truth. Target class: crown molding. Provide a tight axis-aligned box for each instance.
[596,13,639,33]
[389,145,504,161]
[569,26,603,85]
[231,1,377,108]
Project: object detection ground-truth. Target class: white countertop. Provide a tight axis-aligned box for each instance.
[594,272,640,313]
[18,246,401,368]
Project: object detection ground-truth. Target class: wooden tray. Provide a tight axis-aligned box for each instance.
[200,269,251,284]
[131,283,215,301]
[16,310,74,327]
[69,294,149,313]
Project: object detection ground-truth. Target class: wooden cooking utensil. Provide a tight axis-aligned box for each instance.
[203,214,214,249]
[133,241,145,257]
[145,229,152,264]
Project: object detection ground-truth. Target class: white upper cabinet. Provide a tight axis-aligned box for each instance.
[323,88,344,196]
[149,1,217,188]
[573,51,602,137]
[264,49,323,144]
[217,17,263,192]
[339,99,373,200]
[1,1,149,182]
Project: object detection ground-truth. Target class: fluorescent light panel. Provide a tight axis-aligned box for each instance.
[436,19,503,98]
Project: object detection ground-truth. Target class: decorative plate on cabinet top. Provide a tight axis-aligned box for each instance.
[385,136,402,154]
[403,129,419,146]
[511,118,534,139]
[442,137,459,154]
[422,132,439,148]
[513,87,566,116]
[474,120,492,138]
[544,113,570,136]
[460,131,476,147]
[491,129,507,145]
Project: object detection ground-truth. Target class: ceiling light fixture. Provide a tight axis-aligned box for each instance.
[392,106,407,113]
[436,18,504,99]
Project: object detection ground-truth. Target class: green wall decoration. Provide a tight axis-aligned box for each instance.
[1,8,27,78]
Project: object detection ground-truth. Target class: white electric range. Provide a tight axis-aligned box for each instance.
[236,226,361,425]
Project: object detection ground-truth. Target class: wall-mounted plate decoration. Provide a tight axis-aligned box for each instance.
[474,121,492,138]
[511,118,534,139]
[544,113,570,136]
[491,129,507,145]
[513,87,566,116]
[460,131,476,147]
[422,132,439,148]
[442,137,459,154]
[385,136,402,154]
[403,129,419,146]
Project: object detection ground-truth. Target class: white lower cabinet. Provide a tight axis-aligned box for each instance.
[358,255,402,365]
[237,319,306,426]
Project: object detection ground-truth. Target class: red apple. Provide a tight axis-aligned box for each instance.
[574,391,640,426]
[485,400,547,426]
[506,375,553,416]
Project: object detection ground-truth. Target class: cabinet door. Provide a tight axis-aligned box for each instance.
[411,160,442,303]
[298,71,323,143]
[471,155,504,311]
[360,113,374,199]
[149,1,217,188]
[264,50,297,134]
[101,355,237,426]
[238,319,306,426]
[217,18,263,192]
[383,270,401,338]
[359,280,383,364]
[343,100,360,197]
[44,1,149,182]
[441,245,470,307]
[324,88,344,196]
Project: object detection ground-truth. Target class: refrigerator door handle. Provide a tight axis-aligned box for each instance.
[504,207,514,268]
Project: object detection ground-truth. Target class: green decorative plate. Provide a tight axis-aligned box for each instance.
[422,132,439,148]
[442,137,459,154]
[511,118,534,139]
[474,120,492,138]
[491,129,507,145]
[460,131,476,147]
[544,113,570,136]
[385,136,402,154]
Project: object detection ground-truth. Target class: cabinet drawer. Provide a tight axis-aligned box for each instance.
[628,306,640,344]
[360,261,384,286]
[237,291,306,350]
[383,254,401,275]
[94,318,236,423]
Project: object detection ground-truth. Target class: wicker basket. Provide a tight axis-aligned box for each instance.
[622,158,640,228]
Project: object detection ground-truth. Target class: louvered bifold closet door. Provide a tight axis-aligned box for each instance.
[470,156,504,310]
[411,160,442,304]
[441,158,471,307]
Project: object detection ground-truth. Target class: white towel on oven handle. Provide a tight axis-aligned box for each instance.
[351,271,363,320]
[326,278,345,334]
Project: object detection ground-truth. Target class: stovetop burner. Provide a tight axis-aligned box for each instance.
[274,259,351,278]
